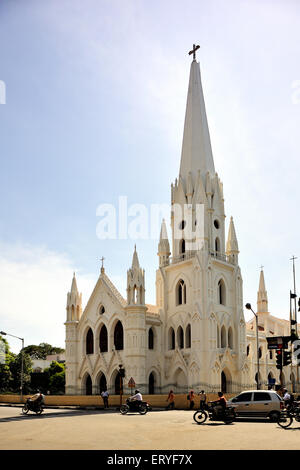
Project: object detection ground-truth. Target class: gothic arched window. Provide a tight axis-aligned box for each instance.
[86,328,94,355]
[221,326,226,348]
[218,279,226,305]
[168,327,175,350]
[177,326,184,349]
[176,279,186,305]
[148,327,154,350]
[114,320,124,350]
[99,324,108,353]
[186,324,191,348]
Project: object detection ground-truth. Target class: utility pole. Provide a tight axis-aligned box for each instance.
[290,256,299,392]
[245,303,260,389]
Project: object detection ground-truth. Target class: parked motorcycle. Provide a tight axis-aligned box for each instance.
[22,399,44,415]
[120,398,148,415]
[193,402,236,425]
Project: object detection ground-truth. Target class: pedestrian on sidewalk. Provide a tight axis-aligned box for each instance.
[166,390,175,410]
[188,390,195,410]
[101,390,109,409]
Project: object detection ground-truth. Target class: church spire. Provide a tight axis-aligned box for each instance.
[179,55,215,187]
[226,217,239,264]
[66,272,82,321]
[127,245,145,305]
[158,219,170,267]
[132,244,140,269]
[70,272,78,294]
[257,268,268,314]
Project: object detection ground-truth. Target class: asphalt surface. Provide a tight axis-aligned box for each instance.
[0,406,299,450]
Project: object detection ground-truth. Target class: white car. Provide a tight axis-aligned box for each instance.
[228,390,284,421]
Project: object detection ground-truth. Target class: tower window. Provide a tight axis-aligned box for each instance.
[179,239,185,255]
[214,219,220,229]
[179,220,186,230]
[168,327,175,350]
[177,326,184,349]
[221,326,226,348]
[176,279,187,305]
[215,237,220,253]
[148,327,154,350]
[218,279,226,305]
[186,324,191,348]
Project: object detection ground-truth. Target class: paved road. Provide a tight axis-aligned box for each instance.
[0,406,299,450]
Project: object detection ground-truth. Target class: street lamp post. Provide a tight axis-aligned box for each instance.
[245,304,260,390]
[0,331,24,401]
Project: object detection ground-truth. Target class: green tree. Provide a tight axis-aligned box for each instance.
[0,335,15,392]
[44,361,65,394]
[9,352,32,394]
[23,343,65,360]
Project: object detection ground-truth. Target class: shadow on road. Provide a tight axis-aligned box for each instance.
[276,425,300,431]
[0,409,117,423]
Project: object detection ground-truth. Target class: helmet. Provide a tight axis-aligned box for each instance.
[135,389,140,394]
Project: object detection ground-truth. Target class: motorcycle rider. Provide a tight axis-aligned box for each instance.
[283,389,292,409]
[211,392,227,418]
[130,389,143,410]
[27,390,45,411]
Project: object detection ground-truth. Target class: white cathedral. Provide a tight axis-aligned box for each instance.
[64,52,299,396]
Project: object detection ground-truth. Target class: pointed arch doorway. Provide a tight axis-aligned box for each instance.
[221,371,227,393]
[221,369,232,393]
[149,372,155,394]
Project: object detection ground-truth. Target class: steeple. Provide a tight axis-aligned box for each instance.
[66,272,82,321]
[226,217,239,264]
[70,272,78,294]
[158,219,170,267]
[127,245,145,305]
[257,268,268,314]
[132,244,140,269]
[179,58,215,187]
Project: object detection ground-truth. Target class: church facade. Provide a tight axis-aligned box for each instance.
[64,54,299,395]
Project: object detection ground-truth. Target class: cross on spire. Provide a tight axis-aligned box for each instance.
[260,265,264,271]
[188,44,200,61]
[100,256,105,273]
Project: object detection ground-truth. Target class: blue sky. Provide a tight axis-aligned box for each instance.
[0,0,300,352]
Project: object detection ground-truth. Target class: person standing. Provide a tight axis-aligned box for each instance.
[166,390,175,410]
[101,390,109,409]
[188,390,195,410]
[198,390,207,410]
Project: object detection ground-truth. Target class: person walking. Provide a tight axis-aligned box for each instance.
[188,390,195,410]
[198,390,207,410]
[101,390,109,409]
[166,390,175,410]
